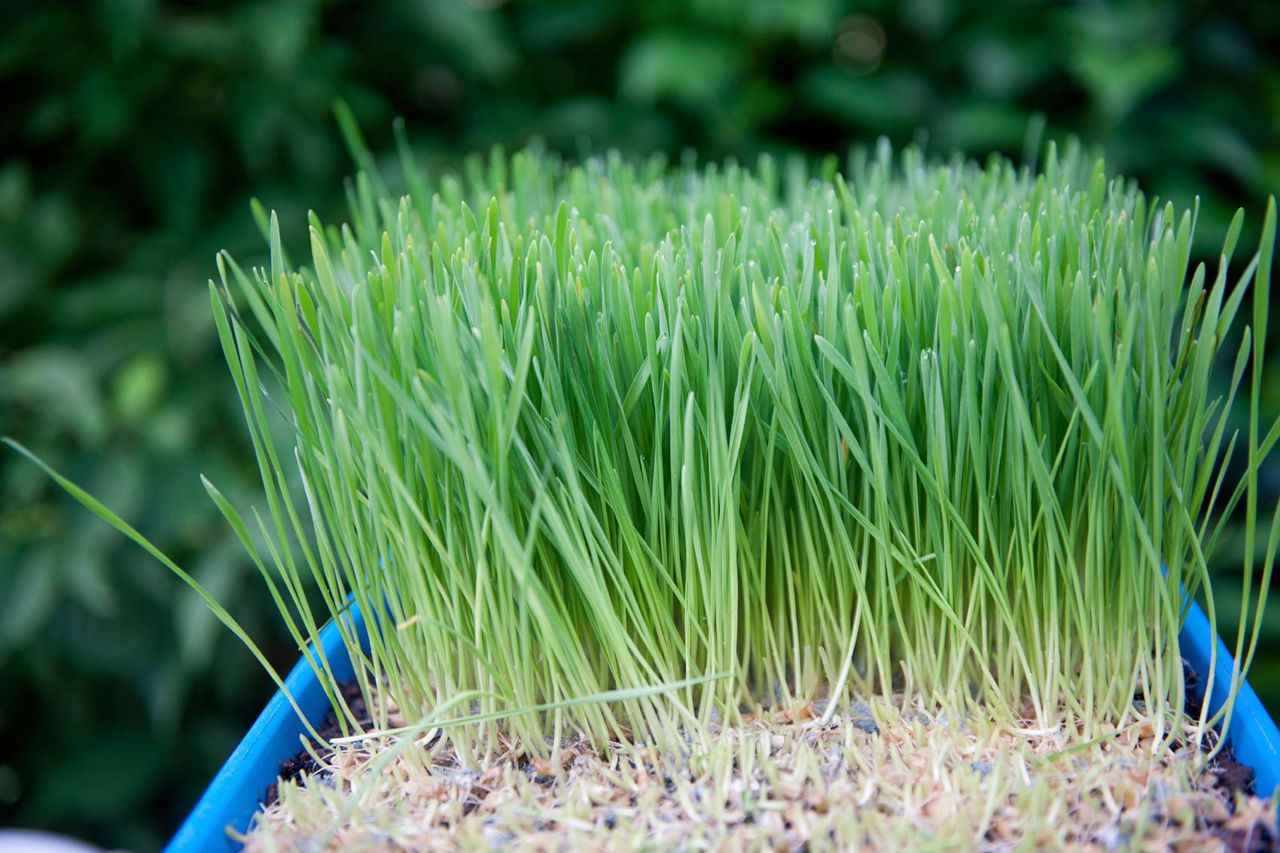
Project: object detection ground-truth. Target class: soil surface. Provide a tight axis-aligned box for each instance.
[251,675,1276,851]
[263,680,372,806]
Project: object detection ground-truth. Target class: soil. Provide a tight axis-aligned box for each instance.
[263,679,372,807]
[1181,661,1258,796]
[249,672,1277,851]
[1180,662,1273,851]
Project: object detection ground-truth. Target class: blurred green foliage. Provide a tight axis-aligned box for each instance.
[2,0,1277,847]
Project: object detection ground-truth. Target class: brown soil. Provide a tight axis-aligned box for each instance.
[264,680,372,807]
[245,678,1277,851]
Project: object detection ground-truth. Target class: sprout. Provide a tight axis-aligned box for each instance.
[12,138,1277,760]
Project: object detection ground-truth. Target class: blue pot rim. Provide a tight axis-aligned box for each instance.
[166,600,1279,851]
[166,604,370,853]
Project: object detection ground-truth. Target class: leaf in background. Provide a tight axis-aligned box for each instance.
[0,551,57,655]
[1063,5,1182,121]
[396,0,515,82]
[961,31,1050,99]
[620,30,743,107]
[0,347,107,444]
[177,540,246,674]
[741,0,841,44]
[25,729,169,823]
[112,353,167,426]
[1071,45,1180,120]
[800,68,932,132]
[935,100,1031,153]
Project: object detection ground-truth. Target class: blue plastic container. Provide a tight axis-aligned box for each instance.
[166,604,371,853]
[166,600,1279,851]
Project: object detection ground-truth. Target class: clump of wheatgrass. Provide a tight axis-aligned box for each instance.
[11,134,1277,768]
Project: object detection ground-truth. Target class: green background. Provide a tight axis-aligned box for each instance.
[2,1,1277,848]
